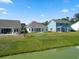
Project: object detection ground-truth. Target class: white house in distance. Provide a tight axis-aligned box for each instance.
[0,19,21,34]
[71,21,79,31]
[48,20,71,32]
[26,21,48,33]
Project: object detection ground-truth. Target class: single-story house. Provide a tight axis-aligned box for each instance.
[26,21,48,33]
[71,21,79,31]
[48,20,71,32]
[0,19,21,34]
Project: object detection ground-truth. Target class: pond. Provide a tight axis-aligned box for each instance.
[0,46,79,59]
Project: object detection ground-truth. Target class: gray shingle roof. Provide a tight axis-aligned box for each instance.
[0,19,21,28]
[26,21,47,28]
[54,20,70,23]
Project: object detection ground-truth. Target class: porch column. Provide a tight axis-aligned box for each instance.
[60,27,62,32]
[67,27,69,32]
[0,28,1,34]
[41,28,42,32]
[12,28,14,34]
[31,28,33,32]
[33,28,36,32]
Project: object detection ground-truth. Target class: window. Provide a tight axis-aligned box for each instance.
[57,28,60,32]
[57,23,59,26]
[14,29,18,32]
[50,28,53,31]
[32,28,33,32]
[17,29,18,32]
[35,28,38,32]
[57,23,62,26]
[60,23,62,25]
[42,28,44,31]
[62,23,65,25]
[46,28,48,31]
[62,28,65,32]
[66,23,68,26]
[38,28,41,32]
[29,28,30,31]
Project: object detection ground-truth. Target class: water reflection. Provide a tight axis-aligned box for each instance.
[76,46,79,49]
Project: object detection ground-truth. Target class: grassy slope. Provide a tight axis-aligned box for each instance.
[0,47,79,59]
[0,32,79,57]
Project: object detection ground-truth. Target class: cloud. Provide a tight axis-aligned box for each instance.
[0,0,13,4]
[31,18,37,21]
[27,6,31,9]
[76,4,79,8]
[40,14,45,17]
[71,9,76,11]
[61,9,69,13]
[2,11,8,14]
[0,8,8,14]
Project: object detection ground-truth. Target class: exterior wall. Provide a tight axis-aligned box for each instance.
[43,27,48,32]
[12,28,21,34]
[56,23,71,32]
[48,21,56,32]
[26,27,32,33]
[48,21,71,32]
[0,27,21,34]
[27,27,48,33]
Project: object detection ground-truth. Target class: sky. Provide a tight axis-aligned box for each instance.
[0,0,79,24]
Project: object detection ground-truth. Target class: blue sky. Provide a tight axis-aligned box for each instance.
[0,0,79,24]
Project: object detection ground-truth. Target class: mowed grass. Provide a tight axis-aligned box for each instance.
[0,32,79,57]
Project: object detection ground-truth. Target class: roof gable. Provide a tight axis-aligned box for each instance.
[71,21,79,31]
[27,21,47,28]
[0,19,21,28]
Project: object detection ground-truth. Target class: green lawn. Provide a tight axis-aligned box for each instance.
[0,32,79,57]
[0,46,79,59]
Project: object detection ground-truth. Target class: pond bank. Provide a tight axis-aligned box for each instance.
[0,46,79,59]
[0,32,79,57]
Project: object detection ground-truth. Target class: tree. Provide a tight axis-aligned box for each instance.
[21,27,27,37]
[74,13,79,22]
[74,13,79,18]
[21,23,28,37]
[42,21,49,26]
[70,18,75,24]
[61,17,69,21]
[69,13,79,24]
[66,17,69,21]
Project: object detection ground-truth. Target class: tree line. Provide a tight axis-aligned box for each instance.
[43,13,79,26]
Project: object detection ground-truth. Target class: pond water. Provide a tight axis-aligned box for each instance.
[0,46,79,59]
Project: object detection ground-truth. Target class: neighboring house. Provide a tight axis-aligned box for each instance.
[48,20,71,32]
[26,21,48,33]
[0,19,21,34]
[71,21,79,31]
